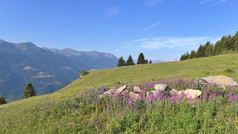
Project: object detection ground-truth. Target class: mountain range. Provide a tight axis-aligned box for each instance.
[0,40,118,101]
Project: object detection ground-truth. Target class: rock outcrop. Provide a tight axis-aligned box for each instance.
[129,92,141,100]
[154,84,171,92]
[200,75,238,88]
[134,86,142,93]
[183,89,202,99]
[114,85,127,95]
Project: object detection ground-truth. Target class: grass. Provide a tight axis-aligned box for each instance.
[1,53,238,133]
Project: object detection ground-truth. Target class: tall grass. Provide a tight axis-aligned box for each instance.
[2,79,237,133]
[1,54,238,133]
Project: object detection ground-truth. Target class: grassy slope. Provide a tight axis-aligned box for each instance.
[1,53,238,132]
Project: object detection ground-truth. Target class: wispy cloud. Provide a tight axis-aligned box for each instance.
[103,7,120,17]
[142,21,162,32]
[200,0,227,5]
[214,0,227,5]
[122,37,215,51]
[144,0,164,7]
[200,0,212,4]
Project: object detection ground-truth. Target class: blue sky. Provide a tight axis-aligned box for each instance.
[0,0,238,61]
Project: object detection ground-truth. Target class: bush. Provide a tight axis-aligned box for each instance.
[0,96,7,105]
[80,70,88,77]
[22,82,36,98]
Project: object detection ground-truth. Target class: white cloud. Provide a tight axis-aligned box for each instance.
[144,0,164,7]
[142,21,161,32]
[214,0,227,5]
[123,37,214,51]
[200,0,212,4]
[200,0,227,5]
[103,7,120,17]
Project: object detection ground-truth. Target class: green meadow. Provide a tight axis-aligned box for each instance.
[1,53,238,133]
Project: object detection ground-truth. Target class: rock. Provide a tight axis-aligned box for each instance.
[154,84,171,92]
[114,85,127,95]
[98,95,104,98]
[146,91,150,97]
[170,89,178,95]
[184,89,202,99]
[108,88,115,93]
[103,90,113,96]
[150,90,159,95]
[121,90,129,95]
[129,92,141,100]
[134,86,142,93]
[200,75,238,88]
[177,90,185,96]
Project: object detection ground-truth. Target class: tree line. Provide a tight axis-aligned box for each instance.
[180,31,238,61]
[117,53,152,67]
[0,82,36,105]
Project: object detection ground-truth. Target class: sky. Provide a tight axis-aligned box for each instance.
[0,0,238,61]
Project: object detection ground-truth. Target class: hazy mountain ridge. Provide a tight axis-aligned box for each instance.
[0,40,118,101]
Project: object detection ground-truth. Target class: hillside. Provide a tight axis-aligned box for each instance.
[180,31,238,60]
[1,53,238,133]
[0,40,118,101]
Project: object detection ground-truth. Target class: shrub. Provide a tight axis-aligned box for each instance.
[80,70,88,77]
[0,96,7,105]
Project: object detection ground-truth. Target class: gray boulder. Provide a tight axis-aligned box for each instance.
[184,89,202,99]
[154,84,171,92]
[134,86,142,93]
[200,75,238,88]
[129,92,141,100]
[114,85,127,95]
[103,90,113,96]
[121,90,129,95]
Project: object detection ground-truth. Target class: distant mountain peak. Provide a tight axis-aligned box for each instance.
[0,40,118,101]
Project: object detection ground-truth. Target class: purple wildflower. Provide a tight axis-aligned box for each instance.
[227,118,231,122]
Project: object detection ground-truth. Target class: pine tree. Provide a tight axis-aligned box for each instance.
[205,42,214,57]
[196,45,206,58]
[125,55,135,66]
[189,50,196,59]
[145,59,148,64]
[0,96,7,105]
[23,82,36,98]
[117,56,125,67]
[213,40,221,55]
[219,36,229,53]
[185,52,189,60]
[180,31,238,59]
[180,54,185,61]
[137,53,146,64]
[234,32,238,52]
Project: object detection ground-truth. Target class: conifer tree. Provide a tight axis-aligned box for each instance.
[125,55,135,66]
[180,31,238,60]
[196,45,206,58]
[137,53,146,64]
[23,82,36,98]
[205,42,214,57]
[185,52,189,60]
[213,40,221,55]
[117,56,125,67]
[145,59,148,64]
[189,50,196,59]
[180,54,185,61]
[234,32,238,52]
[0,96,7,105]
